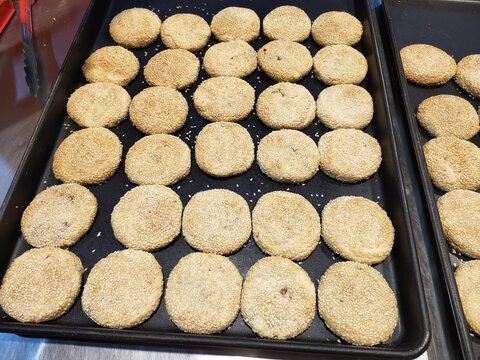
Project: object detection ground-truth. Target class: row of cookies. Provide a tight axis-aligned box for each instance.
[18,181,394,265]
[107,6,363,50]
[400,44,480,337]
[50,125,381,187]
[81,40,367,87]
[400,46,480,254]
[67,79,373,132]
[0,246,397,346]
[400,44,480,192]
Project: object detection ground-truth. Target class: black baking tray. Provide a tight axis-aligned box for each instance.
[0,0,430,357]
[383,0,480,358]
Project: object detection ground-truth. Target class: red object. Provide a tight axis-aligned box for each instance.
[19,0,35,33]
[0,0,14,35]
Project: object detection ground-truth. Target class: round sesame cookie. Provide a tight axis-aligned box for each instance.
[316,84,374,130]
[455,54,480,99]
[109,8,161,49]
[262,6,311,42]
[129,86,188,135]
[82,249,163,329]
[144,49,200,89]
[318,129,382,183]
[111,185,182,252]
[66,82,131,128]
[210,7,260,43]
[182,189,251,255]
[423,136,480,192]
[52,128,122,185]
[417,95,479,139]
[21,184,97,248]
[203,40,257,78]
[125,134,191,186]
[437,190,480,258]
[257,130,320,184]
[0,248,82,323]
[193,77,255,122]
[455,260,480,336]
[252,191,320,261]
[312,11,363,47]
[160,13,210,52]
[258,40,313,82]
[195,122,254,177]
[313,44,368,85]
[318,261,398,346]
[400,44,456,86]
[241,256,316,339]
[321,196,394,264]
[165,252,242,334]
[256,83,315,130]
[82,46,139,86]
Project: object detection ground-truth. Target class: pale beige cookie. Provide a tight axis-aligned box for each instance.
[109,8,161,48]
[195,122,254,177]
[318,129,382,183]
[82,46,139,86]
[318,261,398,346]
[193,77,255,122]
[52,128,122,185]
[262,6,311,42]
[257,129,320,184]
[182,189,251,255]
[258,40,313,82]
[66,82,131,128]
[0,248,83,323]
[210,7,260,43]
[455,54,480,99]
[455,260,480,336]
[252,191,320,261]
[82,249,163,329]
[321,196,394,264]
[417,95,479,139]
[313,45,368,85]
[144,49,200,89]
[241,256,316,339]
[129,86,188,134]
[160,13,211,52]
[21,184,97,248]
[423,136,480,191]
[203,40,257,78]
[256,83,315,130]
[111,185,182,251]
[400,44,456,86]
[165,252,242,334]
[316,84,374,129]
[312,11,363,47]
[437,190,480,258]
[125,134,191,186]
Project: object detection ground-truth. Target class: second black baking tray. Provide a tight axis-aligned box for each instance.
[0,0,429,357]
[383,0,480,358]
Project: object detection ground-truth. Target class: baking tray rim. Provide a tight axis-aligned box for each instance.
[0,0,430,357]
